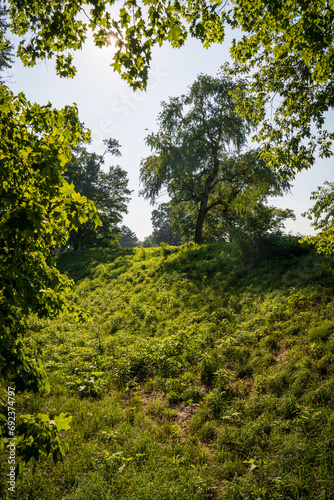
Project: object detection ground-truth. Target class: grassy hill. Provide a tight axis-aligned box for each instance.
[6,240,334,499]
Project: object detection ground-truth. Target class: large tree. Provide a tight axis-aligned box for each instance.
[139,74,289,244]
[65,139,132,250]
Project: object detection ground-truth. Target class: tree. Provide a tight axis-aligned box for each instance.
[0,3,13,82]
[0,86,100,463]
[301,181,334,256]
[140,74,289,244]
[231,203,295,242]
[232,203,304,263]
[0,92,100,388]
[151,203,182,246]
[119,225,139,248]
[141,234,155,247]
[65,139,132,250]
[0,1,102,469]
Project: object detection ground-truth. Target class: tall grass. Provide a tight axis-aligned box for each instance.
[1,239,334,499]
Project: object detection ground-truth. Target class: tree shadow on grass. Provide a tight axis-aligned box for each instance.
[159,238,331,297]
[56,247,137,283]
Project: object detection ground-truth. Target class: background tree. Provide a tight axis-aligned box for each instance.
[151,203,182,246]
[141,234,155,248]
[301,181,334,256]
[0,3,13,82]
[229,202,296,260]
[230,204,295,242]
[65,139,132,250]
[119,225,140,248]
[140,74,290,244]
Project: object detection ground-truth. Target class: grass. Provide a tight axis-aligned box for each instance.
[1,239,334,499]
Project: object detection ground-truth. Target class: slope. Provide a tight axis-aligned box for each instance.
[6,240,334,499]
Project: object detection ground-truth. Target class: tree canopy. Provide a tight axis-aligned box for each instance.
[4,0,226,86]
[140,74,289,243]
[4,0,333,176]
[226,0,334,176]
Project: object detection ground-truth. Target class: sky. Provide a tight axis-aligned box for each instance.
[7,27,334,241]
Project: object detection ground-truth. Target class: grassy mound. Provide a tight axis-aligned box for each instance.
[4,241,334,499]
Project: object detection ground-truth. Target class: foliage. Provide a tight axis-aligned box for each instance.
[226,0,334,176]
[151,203,182,246]
[232,203,295,240]
[5,0,226,88]
[5,0,334,175]
[16,412,72,464]
[301,181,334,256]
[141,234,155,247]
[229,202,296,259]
[140,74,290,243]
[0,85,100,465]
[201,200,292,244]
[119,225,140,248]
[0,3,13,82]
[65,139,132,250]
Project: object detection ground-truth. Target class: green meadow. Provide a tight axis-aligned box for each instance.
[4,240,334,499]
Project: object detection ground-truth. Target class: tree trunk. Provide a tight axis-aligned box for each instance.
[194,156,220,244]
[195,198,208,244]
[72,230,80,251]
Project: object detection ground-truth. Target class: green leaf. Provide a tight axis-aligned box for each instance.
[54,413,72,432]
[168,25,182,43]
[37,413,49,424]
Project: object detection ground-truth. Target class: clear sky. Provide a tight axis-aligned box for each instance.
[7,29,334,241]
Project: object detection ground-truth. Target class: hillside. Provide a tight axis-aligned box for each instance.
[8,241,334,499]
